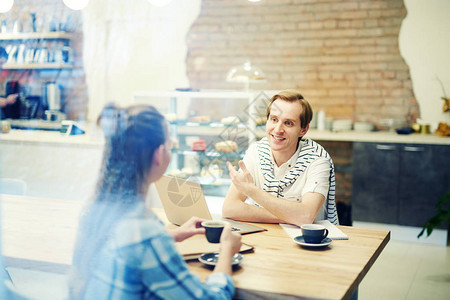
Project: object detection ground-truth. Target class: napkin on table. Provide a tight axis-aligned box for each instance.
[280,220,349,240]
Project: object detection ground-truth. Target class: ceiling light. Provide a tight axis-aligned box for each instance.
[0,0,14,13]
[63,0,90,10]
[148,0,173,7]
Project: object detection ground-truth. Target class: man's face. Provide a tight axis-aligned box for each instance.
[265,99,308,155]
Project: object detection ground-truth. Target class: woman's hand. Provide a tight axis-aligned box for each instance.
[227,160,254,196]
[213,224,242,275]
[219,224,242,255]
[169,216,206,242]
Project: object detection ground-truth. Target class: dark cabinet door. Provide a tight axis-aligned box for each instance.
[352,142,399,224]
[398,144,450,227]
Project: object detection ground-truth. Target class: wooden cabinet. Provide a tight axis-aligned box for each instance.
[352,142,449,228]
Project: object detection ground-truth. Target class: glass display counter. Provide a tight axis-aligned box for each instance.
[132,89,276,196]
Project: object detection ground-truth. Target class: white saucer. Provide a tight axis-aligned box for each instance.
[198,252,243,266]
[293,236,332,248]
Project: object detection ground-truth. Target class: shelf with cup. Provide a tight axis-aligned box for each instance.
[1,62,73,69]
[0,31,74,70]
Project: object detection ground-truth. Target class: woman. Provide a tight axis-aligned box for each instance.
[69,104,241,299]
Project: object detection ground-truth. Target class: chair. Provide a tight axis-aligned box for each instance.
[0,178,27,196]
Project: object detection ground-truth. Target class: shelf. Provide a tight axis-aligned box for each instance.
[175,123,265,138]
[2,63,73,70]
[172,148,245,159]
[0,32,73,41]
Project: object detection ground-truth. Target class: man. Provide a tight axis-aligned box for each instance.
[0,46,18,116]
[222,89,338,226]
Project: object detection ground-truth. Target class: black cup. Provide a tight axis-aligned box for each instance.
[300,224,329,244]
[202,220,226,243]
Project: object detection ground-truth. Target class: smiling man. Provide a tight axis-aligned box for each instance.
[223,89,338,226]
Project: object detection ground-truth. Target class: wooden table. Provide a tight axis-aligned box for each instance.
[1,194,390,299]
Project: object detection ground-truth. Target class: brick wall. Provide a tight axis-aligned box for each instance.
[186,0,419,124]
[0,0,87,120]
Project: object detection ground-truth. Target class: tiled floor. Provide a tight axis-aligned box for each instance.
[355,222,450,300]
[359,240,450,300]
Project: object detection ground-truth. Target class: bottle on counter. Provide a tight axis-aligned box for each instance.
[317,110,326,131]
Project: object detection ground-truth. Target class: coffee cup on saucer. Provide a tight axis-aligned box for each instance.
[300,224,329,244]
[202,220,226,243]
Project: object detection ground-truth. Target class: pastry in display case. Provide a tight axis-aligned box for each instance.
[167,167,193,178]
[164,113,177,123]
[188,115,211,123]
[221,116,240,125]
[215,140,238,153]
[191,139,206,151]
[254,115,267,126]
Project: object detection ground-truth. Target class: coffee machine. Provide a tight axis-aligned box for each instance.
[42,82,65,121]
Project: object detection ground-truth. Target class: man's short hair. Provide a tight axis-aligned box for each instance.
[266,89,313,129]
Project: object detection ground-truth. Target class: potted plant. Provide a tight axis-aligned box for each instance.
[418,192,450,245]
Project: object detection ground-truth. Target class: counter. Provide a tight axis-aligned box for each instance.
[305,129,450,145]
[0,128,104,147]
[1,128,448,202]
[1,127,449,146]
[0,129,104,201]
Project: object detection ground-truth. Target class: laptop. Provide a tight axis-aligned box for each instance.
[154,175,266,234]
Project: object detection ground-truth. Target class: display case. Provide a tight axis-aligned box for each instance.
[133,90,275,196]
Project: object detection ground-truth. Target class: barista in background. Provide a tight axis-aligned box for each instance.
[0,46,19,117]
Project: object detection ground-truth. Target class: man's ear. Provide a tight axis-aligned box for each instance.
[299,124,310,137]
[152,145,165,166]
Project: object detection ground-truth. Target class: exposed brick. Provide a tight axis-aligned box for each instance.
[358,1,388,10]
[187,0,415,126]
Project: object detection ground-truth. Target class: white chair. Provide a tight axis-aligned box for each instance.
[0,178,27,196]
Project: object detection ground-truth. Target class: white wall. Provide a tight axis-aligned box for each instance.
[82,0,201,121]
[399,0,450,125]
